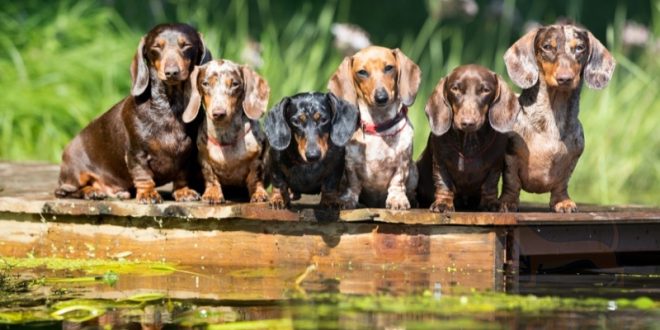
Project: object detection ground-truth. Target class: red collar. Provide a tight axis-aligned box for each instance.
[208,123,251,148]
[361,105,408,135]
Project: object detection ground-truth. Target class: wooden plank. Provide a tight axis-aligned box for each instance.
[0,216,503,293]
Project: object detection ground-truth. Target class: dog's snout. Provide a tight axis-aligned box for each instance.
[460,118,478,131]
[164,65,180,79]
[555,72,575,85]
[374,88,389,105]
[212,110,227,120]
[305,148,321,162]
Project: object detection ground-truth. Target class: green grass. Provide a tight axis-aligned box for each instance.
[0,0,658,205]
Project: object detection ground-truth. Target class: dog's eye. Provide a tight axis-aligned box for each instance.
[201,81,210,88]
[290,117,300,126]
[357,69,369,78]
[181,43,192,50]
[542,43,554,52]
[384,65,394,73]
[575,44,586,53]
[320,117,330,125]
[480,86,491,94]
[450,85,461,93]
[231,80,240,88]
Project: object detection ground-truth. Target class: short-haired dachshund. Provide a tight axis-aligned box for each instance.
[417,64,520,212]
[55,23,211,203]
[264,92,358,209]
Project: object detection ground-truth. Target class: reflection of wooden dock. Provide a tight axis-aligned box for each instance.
[1,162,659,299]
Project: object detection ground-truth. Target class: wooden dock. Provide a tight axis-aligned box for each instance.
[1,162,659,301]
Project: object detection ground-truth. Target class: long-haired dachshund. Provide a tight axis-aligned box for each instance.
[55,23,211,203]
[328,46,421,210]
[183,59,270,204]
[417,65,519,212]
[500,23,615,212]
[264,92,358,209]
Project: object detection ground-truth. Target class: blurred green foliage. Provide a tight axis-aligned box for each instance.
[0,0,658,205]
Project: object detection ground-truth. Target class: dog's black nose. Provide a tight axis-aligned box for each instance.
[165,67,180,79]
[305,149,321,162]
[460,120,478,131]
[374,89,389,105]
[212,112,227,120]
[556,73,574,85]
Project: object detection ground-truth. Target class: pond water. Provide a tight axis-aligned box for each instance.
[1,258,658,329]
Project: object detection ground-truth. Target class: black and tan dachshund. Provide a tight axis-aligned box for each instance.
[264,92,358,209]
[55,23,211,203]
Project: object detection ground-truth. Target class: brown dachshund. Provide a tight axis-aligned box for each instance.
[55,23,211,203]
[500,24,615,212]
[417,65,520,212]
[328,46,421,210]
[183,59,270,204]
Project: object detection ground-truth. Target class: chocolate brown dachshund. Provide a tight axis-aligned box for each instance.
[55,23,211,203]
[417,65,519,211]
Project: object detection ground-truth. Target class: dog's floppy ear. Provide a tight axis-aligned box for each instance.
[393,48,421,106]
[328,56,357,105]
[197,32,213,65]
[504,28,540,89]
[183,65,202,123]
[584,31,615,89]
[241,65,270,120]
[327,93,358,147]
[264,97,292,150]
[130,37,149,97]
[425,77,452,136]
[489,74,520,133]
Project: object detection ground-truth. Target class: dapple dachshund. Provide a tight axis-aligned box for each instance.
[183,59,270,204]
[328,46,421,210]
[417,64,519,212]
[264,92,358,209]
[55,23,211,203]
[500,23,615,212]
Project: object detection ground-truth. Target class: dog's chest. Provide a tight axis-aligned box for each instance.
[206,132,261,184]
[347,124,413,183]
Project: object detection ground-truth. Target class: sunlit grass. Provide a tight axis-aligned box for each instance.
[0,0,657,205]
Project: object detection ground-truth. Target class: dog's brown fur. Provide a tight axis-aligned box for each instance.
[328,46,421,210]
[55,23,211,203]
[500,24,615,212]
[183,59,270,204]
[417,65,520,212]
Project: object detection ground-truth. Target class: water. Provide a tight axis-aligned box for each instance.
[1,261,659,329]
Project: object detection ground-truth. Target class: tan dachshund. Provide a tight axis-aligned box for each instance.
[328,46,421,209]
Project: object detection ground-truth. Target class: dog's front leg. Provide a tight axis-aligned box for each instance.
[320,166,344,209]
[339,155,362,209]
[246,156,269,203]
[386,153,412,210]
[172,166,201,202]
[479,165,502,212]
[499,153,522,212]
[199,157,225,204]
[127,150,162,204]
[430,158,454,212]
[269,168,290,209]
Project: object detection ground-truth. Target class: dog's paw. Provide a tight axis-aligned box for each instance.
[173,187,201,202]
[115,191,131,200]
[269,193,289,209]
[430,199,454,213]
[136,188,162,204]
[82,187,107,200]
[250,189,270,203]
[498,199,519,212]
[553,199,578,213]
[479,198,500,212]
[338,193,358,209]
[202,186,225,204]
[320,192,342,209]
[386,194,411,210]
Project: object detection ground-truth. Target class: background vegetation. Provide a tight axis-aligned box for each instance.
[1,0,658,205]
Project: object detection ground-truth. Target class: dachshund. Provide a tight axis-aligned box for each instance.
[328,46,421,210]
[54,23,211,203]
[183,59,270,204]
[500,23,615,212]
[264,92,358,209]
[416,65,520,212]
